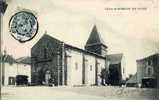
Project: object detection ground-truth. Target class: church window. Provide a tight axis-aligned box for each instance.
[147,67,153,76]
[75,62,78,70]
[90,65,93,71]
[44,48,48,58]
[37,67,41,72]
[148,59,152,66]
[8,77,15,85]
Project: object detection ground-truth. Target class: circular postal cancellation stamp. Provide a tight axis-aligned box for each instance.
[9,11,38,43]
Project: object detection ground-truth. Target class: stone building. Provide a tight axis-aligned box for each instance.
[137,53,159,88]
[1,54,31,86]
[31,25,125,86]
[107,53,126,85]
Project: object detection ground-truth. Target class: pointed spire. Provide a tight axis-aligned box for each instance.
[86,25,106,46]
[85,25,107,56]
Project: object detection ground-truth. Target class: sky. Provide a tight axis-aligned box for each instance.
[2,0,159,77]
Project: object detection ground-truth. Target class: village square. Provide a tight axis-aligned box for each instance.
[1,25,159,100]
[1,0,159,100]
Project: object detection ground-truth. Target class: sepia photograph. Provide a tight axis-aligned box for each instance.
[0,0,159,100]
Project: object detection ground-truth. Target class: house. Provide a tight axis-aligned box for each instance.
[31,25,126,86]
[106,53,126,85]
[136,53,159,88]
[1,53,31,86]
[16,57,31,85]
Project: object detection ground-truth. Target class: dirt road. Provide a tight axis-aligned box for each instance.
[1,86,159,100]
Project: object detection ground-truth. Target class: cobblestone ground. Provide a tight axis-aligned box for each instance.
[1,86,159,100]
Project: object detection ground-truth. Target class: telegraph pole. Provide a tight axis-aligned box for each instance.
[57,51,60,86]
[0,0,8,87]
[0,2,2,87]
[61,42,65,85]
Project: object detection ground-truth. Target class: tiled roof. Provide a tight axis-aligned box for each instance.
[136,53,159,62]
[39,34,106,59]
[65,44,106,59]
[0,55,16,63]
[16,56,31,64]
[85,25,107,47]
[1,55,31,65]
[107,53,123,64]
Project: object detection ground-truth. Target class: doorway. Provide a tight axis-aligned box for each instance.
[8,77,16,85]
[45,70,51,85]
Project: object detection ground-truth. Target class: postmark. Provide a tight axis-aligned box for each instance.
[9,11,38,43]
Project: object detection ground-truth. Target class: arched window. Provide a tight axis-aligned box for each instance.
[90,65,93,71]
[147,67,153,76]
[75,62,78,70]
[44,48,47,58]
[148,68,151,76]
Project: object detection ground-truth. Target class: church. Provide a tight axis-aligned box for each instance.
[31,25,125,86]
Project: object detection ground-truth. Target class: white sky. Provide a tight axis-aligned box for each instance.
[2,0,159,77]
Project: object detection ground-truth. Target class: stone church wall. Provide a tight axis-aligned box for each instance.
[84,54,96,85]
[31,34,63,85]
[67,49,83,86]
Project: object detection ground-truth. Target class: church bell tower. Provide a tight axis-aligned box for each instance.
[85,25,107,56]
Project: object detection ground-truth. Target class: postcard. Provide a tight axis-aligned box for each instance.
[1,0,159,100]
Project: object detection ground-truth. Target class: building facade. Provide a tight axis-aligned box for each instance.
[137,53,159,88]
[31,25,125,86]
[107,54,126,85]
[1,55,31,86]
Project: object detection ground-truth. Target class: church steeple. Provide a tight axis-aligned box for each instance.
[85,25,107,56]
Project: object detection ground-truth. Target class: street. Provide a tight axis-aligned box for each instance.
[1,86,159,100]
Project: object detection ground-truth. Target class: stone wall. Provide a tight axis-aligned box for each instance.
[137,54,159,88]
[84,54,96,85]
[4,63,31,86]
[31,34,107,86]
[31,34,63,85]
